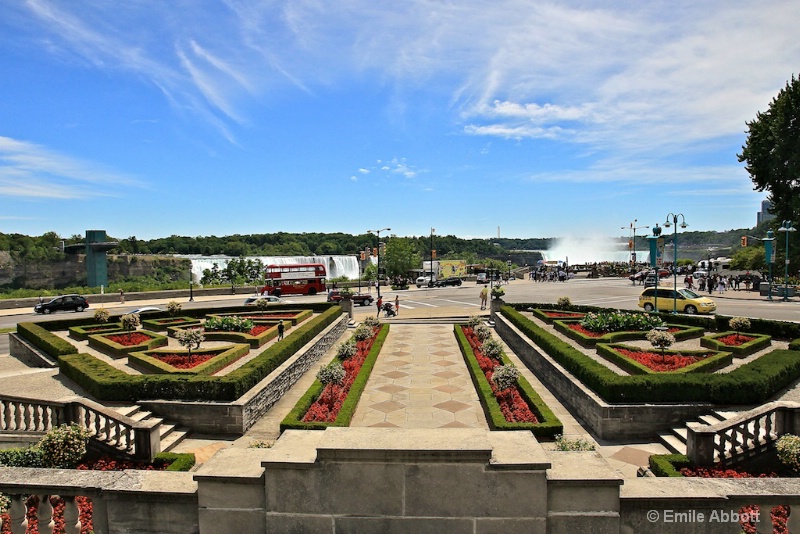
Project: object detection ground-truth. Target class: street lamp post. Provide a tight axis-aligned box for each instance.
[430,228,435,286]
[622,220,649,270]
[778,220,796,301]
[663,213,687,314]
[189,271,194,302]
[368,228,390,299]
[764,230,775,301]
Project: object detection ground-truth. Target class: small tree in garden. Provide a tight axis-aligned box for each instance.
[317,360,346,385]
[38,424,90,469]
[255,298,269,311]
[557,296,572,309]
[121,313,141,332]
[492,364,519,390]
[482,338,504,360]
[167,300,182,316]
[363,316,380,328]
[475,323,492,342]
[776,434,800,474]
[336,339,358,360]
[353,324,373,341]
[175,328,205,363]
[646,328,675,361]
[467,315,482,327]
[93,307,110,324]
[729,316,751,342]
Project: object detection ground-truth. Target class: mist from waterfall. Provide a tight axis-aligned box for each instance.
[178,255,361,282]
[542,235,641,264]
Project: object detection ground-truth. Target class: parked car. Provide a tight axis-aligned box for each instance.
[128,306,163,315]
[326,290,374,306]
[416,276,436,287]
[34,294,90,314]
[637,287,716,314]
[433,277,463,287]
[476,273,488,284]
[244,295,281,306]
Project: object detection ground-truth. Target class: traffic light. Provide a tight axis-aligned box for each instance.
[629,239,633,250]
[741,236,748,247]
[372,247,377,257]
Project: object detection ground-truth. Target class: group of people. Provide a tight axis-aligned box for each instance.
[530,269,569,282]
[691,274,749,293]
[375,295,400,317]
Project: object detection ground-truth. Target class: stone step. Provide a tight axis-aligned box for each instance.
[111,404,189,454]
[698,413,726,426]
[658,433,686,455]
[159,427,189,453]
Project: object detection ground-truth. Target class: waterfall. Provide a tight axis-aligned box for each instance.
[176,255,361,282]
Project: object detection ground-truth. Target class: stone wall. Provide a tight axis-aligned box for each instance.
[493,312,713,440]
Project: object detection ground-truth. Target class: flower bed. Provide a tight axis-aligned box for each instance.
[128,343,250,375]
[206,309,312,326]
[701,331,772,357]
[280,323,389,431]
[596,343,732,374]
[201,323,278,348]
[86,330,168,356]
[530,308,586,324]
[141,316,202,331]
[554,319,704,347]
[455,325,563,438]
[68,322,123,341]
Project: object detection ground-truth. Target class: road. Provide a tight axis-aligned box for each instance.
[0,277,797,329]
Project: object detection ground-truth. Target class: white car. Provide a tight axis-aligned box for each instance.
[128,306,163,315]
[244,295,281,306]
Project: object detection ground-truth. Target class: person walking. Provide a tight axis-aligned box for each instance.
[394,295,399,316]
[277,320,285,340]
[119,289,125,304]
[377,295,383,316]
[480,285,489,310]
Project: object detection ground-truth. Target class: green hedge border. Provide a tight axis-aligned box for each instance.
[700,331,773,357]
[57,305,343,402]
[529,308,586,324]
[649,453,691,477]
[595,343,732,375]
[454,324,563,439]
[206,309,312,326]
[68,323,124,341]
[553,319,704,348]
[87,330,169,357]
[279,323,389,432]
[501,305,800,405]
[141,316,202,332]
[17,322,78,358]
[128,343,250,375]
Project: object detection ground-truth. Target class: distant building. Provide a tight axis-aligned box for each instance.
[757,200,776,225]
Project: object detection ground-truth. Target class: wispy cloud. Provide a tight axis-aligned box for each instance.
[0,136,142,199]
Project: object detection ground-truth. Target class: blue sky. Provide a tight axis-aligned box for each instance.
[0,1,797,242]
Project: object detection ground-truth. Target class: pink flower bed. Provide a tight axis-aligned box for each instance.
[461,326,538,423]
[615,348,711,372]
[302,328,378,422]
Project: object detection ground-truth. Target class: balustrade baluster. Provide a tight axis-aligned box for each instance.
[0,400,7,430]
[8,494,28,534]
[62,495,82,534]
[94,410,102,439]
[32,404,42,431]
[42,405,51,431]
[13,402,22,431]
[36,494,55,534]
[123,426,133,452]
[22,403,32,432]
[765,413,775,441]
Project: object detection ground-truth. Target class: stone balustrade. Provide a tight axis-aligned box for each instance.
[687,401,800,467]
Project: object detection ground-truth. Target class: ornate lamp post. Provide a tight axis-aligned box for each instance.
[764,230,775,301]
[622,220,649,270]
[777,220,796,301]
[430,228,435,286]
[189,272,194,302]
[368,227,390,299]
[663,213,687,314]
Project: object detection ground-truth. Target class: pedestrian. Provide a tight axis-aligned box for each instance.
[38,295,43,304]
[119,289,125,304]
[395,295,399,316]
[277,320,284,340]
[480,285,489,310]
[377,295,383,316]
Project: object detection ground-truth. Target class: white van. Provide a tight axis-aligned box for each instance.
[416,276,435,287]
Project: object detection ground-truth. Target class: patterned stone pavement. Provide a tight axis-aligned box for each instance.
[350,324,488,429]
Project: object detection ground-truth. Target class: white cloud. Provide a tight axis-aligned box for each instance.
[358,168,370,174]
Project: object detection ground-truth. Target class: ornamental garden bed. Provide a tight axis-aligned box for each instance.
[87,330,168,357]
[206,309,312,326]
[280,322,389,431]
[596,343,732,374]
[68,322,124,341]
[141,316,202,331]
[530,308,586,323]
[553,320,704,348]
[201,323,279,348]
[456,324,562,439]
[128,343,250,375]
[701,331,773,357]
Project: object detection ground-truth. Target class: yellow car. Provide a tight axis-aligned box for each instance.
[638,287,716,314]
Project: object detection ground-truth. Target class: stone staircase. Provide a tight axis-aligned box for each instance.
[658,410,740,456]
[114,405,190,453]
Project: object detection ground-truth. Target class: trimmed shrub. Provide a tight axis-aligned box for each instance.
[17,322,78,358]
[93,308,110,323]
[554,434,595,451]
[317,360,346,385]
[776,434,800,474]
[0,447,44,467]
[38,424,90,469]
[649,454,692,477]
[154,451,196,471]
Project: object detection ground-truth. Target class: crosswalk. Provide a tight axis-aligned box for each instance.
[396,298,480,310]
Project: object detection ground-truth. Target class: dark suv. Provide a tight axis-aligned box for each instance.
[34,294,90,314]
[434,277,463,287]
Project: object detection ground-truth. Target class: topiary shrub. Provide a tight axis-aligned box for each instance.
[121,313,141,332]
[475,324,492,342]
[353,324,373,341]
[38,424,90,468]
[557,296,572,309]
[482,338,504,360]
[492,364,519,390]
[317,360,346,385]
[93,308,110,323]
[776,434,800,474]
[167,301,182,316]
[336,339,358,360]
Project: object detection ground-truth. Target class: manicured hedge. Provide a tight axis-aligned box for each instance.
[279,324,389,432]
[155,451,196,471]
[649,453,691,477]
[58,306,344,401]
[455,324,563,439]
[529,308,586,324]
[501,306,800,405]
[68,322,124,341]
[87,330,169,356]
[17,322,78,358]
[141,316,202,331]
[128,343,250,375]
[595,343,732,375]
[553,320,704,348]
[700,331,772,357]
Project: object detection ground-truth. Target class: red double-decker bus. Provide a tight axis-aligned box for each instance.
[259,263,326,297]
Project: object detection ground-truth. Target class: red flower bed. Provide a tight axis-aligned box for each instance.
[302,328,378,422]
[717,334,756,346]
[565,323,605,337]
[680,466,787,533]
[461,327,538,423]
[105,332,153,346]
[543,311,584,318]
[241,313,296,319]
[249,324,271,336]
[615,348,710,372]
[84,326,116,332]
[152,352,218,369]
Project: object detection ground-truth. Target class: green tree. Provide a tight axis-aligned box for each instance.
[730,245,767,272]
[383,237,419,278]
[738,74,800,222]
